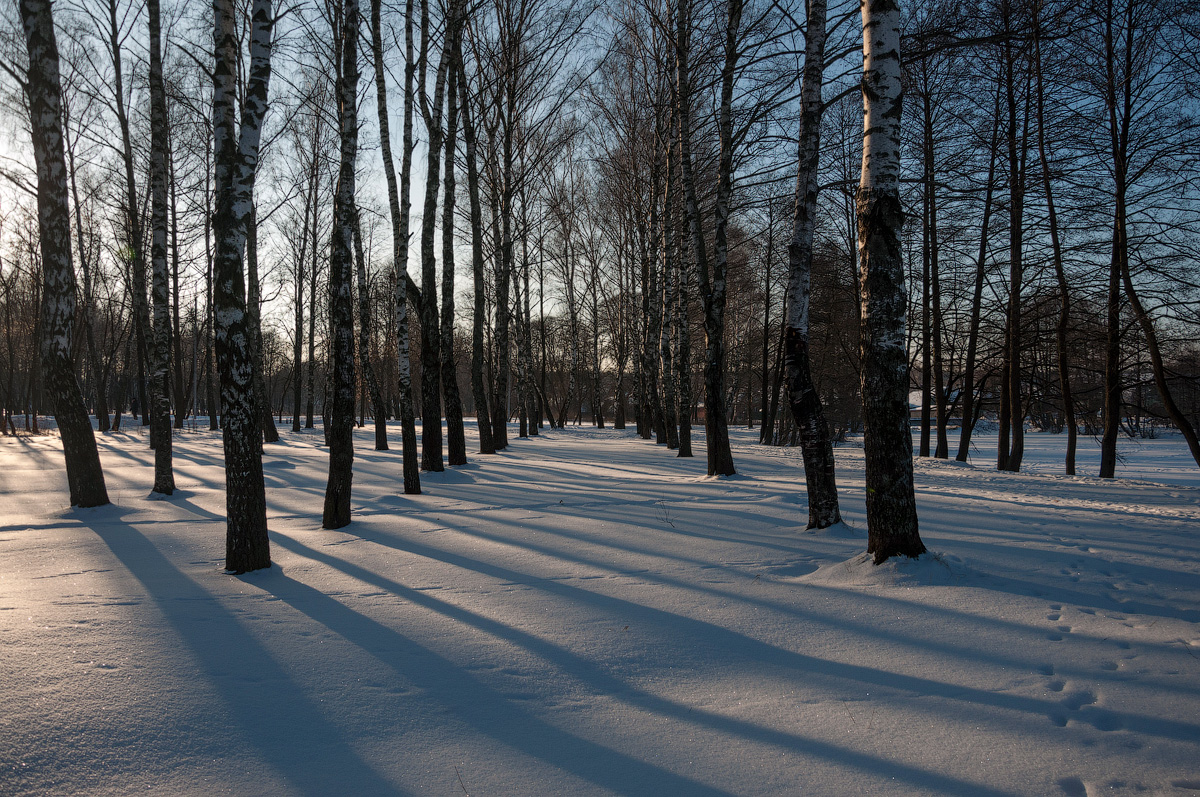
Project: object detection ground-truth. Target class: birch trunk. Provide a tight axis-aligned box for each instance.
[353,212,388,451]
[955,89,1000,462]
[758,201,773,444]
[488,155,511,448]
[456,58,494,454]
[371,0,420,491]
[785,0,841,528]
[105,0,152,438]
[682,0,735,475]
[592,275,603,429]
[64,100,108,433]
[212,0,272,571]
[645,152,665,444]
[659,131,679,448]
[292,175,311,433]
[441,55,467,466]
[323,0,360,528]
[306,204,318,429]
[20,0,109,507]
[525,237,539,435]
[148,0,175,492]
[858,0,923,562]
[171,147,186,428]
[246,207,278,445]
[493,94,515,449]
[675,0,731,473]
[203,159,219,431]
[416,0,459,472]
[674,148,693,458]
[516,200,536,437]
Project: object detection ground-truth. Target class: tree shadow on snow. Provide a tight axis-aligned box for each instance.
[257,553,735,797]
[90,522,404,797]
[270,532,1052,796]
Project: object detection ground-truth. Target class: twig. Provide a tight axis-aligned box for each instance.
[655,496,676,529]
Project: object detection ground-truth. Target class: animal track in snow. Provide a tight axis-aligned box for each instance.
[1057,776,1086,796]
[1063,690,1096,711]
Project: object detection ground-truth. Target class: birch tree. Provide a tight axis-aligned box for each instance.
[324,0,359,528]
[370,0,421,492]
[212,0,273,572]
[857,0,924,561]
[441,44,467,466]
[675,0,735,476]
[19,0,109,507]
[353,213,387,451]
[147,0,175,494]
[415,0,463,471]
[783,0,841,529]
[457,54,494,455]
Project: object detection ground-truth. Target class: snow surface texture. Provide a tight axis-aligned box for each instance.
[2,423,1199,796]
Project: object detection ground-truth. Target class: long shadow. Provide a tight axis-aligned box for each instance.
[980,570,1200,624]
[460,508,817,579]
[273,533,1046,796]
[258,568,734,797]
[556,502,810,547]
[332,530,1200,746]
[945,539,1200,624]
[913,482,1200,523]
[92,524,403,797]
[164,490,226,522]
[358,483,809,556]
[6,436,63,469]
[0,519,83,533]
[420,514,1200,701]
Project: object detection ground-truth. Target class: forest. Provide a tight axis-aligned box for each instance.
[2,0,1196,545]
[2,0,1200,793]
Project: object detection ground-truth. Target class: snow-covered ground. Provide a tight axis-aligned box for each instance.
[2,422,1198,796]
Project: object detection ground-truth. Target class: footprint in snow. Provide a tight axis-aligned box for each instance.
[1063,690,1096,711]
[1057,776,1086,796]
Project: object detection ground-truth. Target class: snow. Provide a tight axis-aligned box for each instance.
[2,422,1199,796]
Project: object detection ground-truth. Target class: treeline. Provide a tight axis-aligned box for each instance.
[1,0,1197,569]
